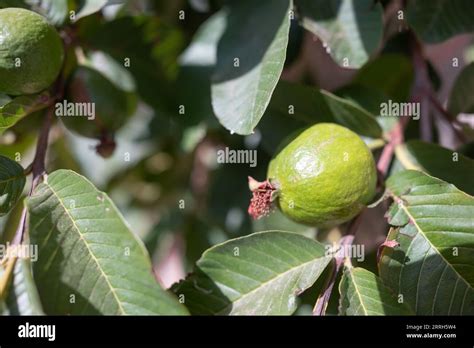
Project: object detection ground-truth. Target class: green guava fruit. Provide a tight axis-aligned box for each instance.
[248,123,377,227]
[0,8,64,95]
[60,66,137,157]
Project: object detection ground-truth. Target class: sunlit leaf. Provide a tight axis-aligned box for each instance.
[211,0,291,135]
[296,0,383,68]
[380,170,474,315]
[339,267,413,315]
[173,231,333,315]
[27,170,188,315]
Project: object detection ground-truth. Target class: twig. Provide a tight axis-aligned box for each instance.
[313,213,362,315]
[377,116,409,176]
[408,31,433,143]
[11,106,55,246]
[428,93,467,143]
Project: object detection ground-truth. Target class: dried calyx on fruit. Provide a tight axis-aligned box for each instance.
[247,177,277,219]
[248,123,377,227]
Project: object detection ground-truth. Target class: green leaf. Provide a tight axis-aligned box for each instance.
[380,170,474,315]
[354,54,414,102]
[0,94,10,106]
[335,84,397,132]
[0,92,50,135]
[0,155,26,217]
[172,231,333,315]
[86,51,136,92]
[26,0,69,25]
[211,0,291,135]
[27,170,188,315]
[395,140,474,195]
[6,258,44,315]
[179,10,227,68]
[339,267,413,315]
[264,81,382,139]
[296,0,383,68]
[73,0,109,21]
[175,11,227,128]
[407,0,474,43]
[320,90,382,138]
[448,62,474,117]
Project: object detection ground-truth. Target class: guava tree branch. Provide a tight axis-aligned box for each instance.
[428,93,467,143]
[312,213,362,315]
[376,118,407,176]
[11,105,55,246]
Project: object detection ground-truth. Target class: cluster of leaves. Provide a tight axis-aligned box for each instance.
[0,0,473,316]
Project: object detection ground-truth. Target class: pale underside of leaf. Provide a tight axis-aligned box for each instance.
[173,231,332,315]
[297,0,383,68]
[6,258,44,315]
[339,267,413,315]
[211,0,291,135]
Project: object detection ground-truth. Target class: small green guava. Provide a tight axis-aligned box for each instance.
[61,66,137,157]
[248,123,377,227]
[0,8,64,95]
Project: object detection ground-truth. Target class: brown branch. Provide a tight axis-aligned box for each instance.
[428,93,467,143]
[313,213,362,315]
[11,106,55,246]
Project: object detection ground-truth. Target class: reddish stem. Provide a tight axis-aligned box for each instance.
[313,215,361,315]
[428,93,467,143]
[11,106,54,246]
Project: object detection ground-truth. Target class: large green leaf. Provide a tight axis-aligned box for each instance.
[0,155,26,217]
[448,62,474,117]
[319,90,381,138]
[27,170,188,315]
[380,170,474,315]
[296,0,383,68]
[335,84,397,132]
[211,0,291,135]
[263,81,382,138]
[0,92,50,135]
[395,140,474,195]
[339,267,413,315]
[354,54,413,102]
[407,0,474,43]
[172,231,333,315]
[6,258,44,315]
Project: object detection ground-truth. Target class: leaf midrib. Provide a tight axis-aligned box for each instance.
[347,269,368,315]
[397,199,473,291]
[214,254,330,315]
[0,173,25,186]
[42,179,126,315]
